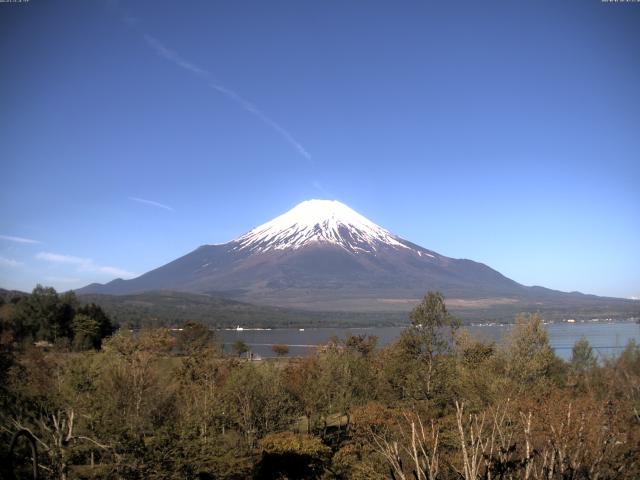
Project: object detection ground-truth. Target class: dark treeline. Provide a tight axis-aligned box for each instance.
[0,291,639,479]
[0,286,116,351]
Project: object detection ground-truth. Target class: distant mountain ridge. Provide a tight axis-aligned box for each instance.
[78,200,640,316]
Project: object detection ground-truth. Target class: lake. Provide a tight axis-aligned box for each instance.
[220,320,640,360]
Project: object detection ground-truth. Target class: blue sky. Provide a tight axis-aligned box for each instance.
[1,0,639,298]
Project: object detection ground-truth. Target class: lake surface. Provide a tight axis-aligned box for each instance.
[220,320,640,360]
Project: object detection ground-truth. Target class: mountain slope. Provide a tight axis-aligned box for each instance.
[78,200,639,314]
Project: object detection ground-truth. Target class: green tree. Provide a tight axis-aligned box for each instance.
[453,330,498,406]
[100,329,175,435]
[232,340,250,358]
[223,363,296,448]
[405,291,459,360]
[393,292,459,400]
[175,349,227,442]
[618,339,640,369]
[318,343,376,432]
[76,303,116,346]
[14,286,75,344]
[501,313,562,390]
[72,313,101,351]
[570,336,597,373]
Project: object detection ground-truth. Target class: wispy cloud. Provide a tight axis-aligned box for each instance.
[312,181,333,198]
[45,276,81,284]
[0,234,41,245]
[36,252,86,265]
[36,252,136,279]
[142,33,311,161]
[129,196,175,212]
[0,256,22,268]
[98,265,136,277]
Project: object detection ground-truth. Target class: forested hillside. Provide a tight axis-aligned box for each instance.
[77,291,404,329]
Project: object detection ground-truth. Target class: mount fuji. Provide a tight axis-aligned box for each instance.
[78,200,638,315]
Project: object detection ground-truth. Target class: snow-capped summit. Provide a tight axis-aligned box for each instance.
[234,199,410,253]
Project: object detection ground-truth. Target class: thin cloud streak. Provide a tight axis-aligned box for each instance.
[129,196,175,212]
[143,34,209,77]
[142,34,311,161]
[36,252,86,265]
[36,252,136,279]
[45,276,81,284]
[0,234,42,245]
[208,83,311,160]
[312,180,334,198]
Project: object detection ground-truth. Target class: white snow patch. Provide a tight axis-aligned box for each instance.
[235,199,414,254]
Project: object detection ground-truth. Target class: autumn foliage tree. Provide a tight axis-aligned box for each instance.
[2,291,639,479]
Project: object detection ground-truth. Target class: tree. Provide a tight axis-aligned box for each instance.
[232,340,250,358]
[344,334,378,356]
[405,291,459,360]
[10,409,110,480]
[618,339,640,370]
[223,363,296,448]
[394,292,459,399]
[72,313,101,351]
[272,344,289,357]
[175,347,227,442]
[75,303,116,347]
[452,330,498,406]
[0,300,19,344]
[100,329,175,434]
[312,346,374,436]
[455,329,495,366]
[13,286,75,344]
[501,313,561,390]
[285,357,327,434]
[353,403,439,480]
[5,287,111,348]
[176,321,216,354]
[570,336,597,373]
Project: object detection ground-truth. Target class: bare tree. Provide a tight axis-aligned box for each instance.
[366,410,439,480]
[455,401,488,480]
[10,409,110,480]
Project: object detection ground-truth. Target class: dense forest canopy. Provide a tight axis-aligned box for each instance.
[0,286,116,350]
[0,289,638,479]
